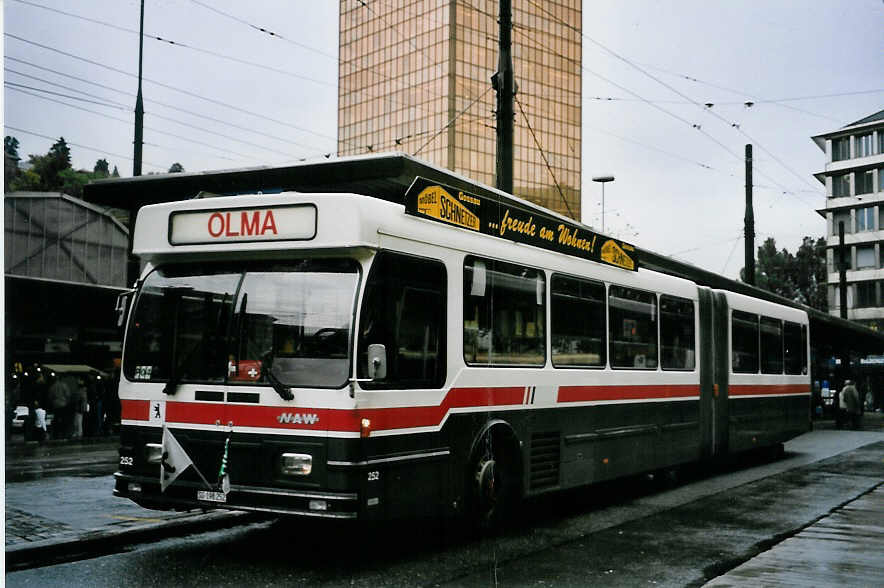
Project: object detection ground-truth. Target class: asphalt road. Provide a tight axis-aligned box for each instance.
[6,429,883,587]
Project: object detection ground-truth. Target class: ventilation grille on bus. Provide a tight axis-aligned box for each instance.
[530,432,561,490]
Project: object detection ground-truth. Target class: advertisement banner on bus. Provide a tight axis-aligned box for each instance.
[404,177,638,271]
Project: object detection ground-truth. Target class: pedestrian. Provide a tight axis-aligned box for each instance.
[841,380,861,430]
[834,384,845,429]
[72,377,88,438]
[48,375,71,439]
[33,401,47,443]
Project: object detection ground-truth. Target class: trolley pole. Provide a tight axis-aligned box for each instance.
[744,144,755,285]
[492,0,514,194]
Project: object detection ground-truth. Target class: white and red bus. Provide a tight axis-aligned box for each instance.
[113,173,810,524]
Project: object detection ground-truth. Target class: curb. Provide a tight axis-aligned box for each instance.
[5,509,264,571]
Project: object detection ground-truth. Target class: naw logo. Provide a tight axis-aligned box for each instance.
[277,412,320,425]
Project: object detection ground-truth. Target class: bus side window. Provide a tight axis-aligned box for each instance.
[551,274,605,368]
[660,295,695,371]
[463,256,546,366]
[783,321,803,375]
[760,316,783,374]
[608,285,658,369]
[732,310,759,373]
[357,252,447,389]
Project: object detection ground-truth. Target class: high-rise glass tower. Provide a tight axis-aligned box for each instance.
[338,0,582,219]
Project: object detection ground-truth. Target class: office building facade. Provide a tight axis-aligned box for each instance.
[813,109,884,330]
[337,0,582,219]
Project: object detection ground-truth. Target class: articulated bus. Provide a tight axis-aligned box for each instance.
[113,174,810,525]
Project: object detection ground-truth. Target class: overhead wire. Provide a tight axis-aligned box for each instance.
[515,96,574,218]
[525,0,823,198]
[9,0,336,89]
[4,34,338,145]
[4,77,306,161]
[512,19,818,205]
[414,87,494,156]
[5,57,326,155]
[5,124,165,170]
[5,85,245,163]
[11,0,457,152]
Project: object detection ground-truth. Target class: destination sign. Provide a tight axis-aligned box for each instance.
[169,204,316,245]
[404,177,638,271]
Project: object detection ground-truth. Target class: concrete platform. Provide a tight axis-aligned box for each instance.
[705,483,884,587]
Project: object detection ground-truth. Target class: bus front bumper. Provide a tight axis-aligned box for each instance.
[113,472,359,519]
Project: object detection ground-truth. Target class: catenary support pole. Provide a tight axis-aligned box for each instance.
[493,0,514,194]
[744,144,755,285]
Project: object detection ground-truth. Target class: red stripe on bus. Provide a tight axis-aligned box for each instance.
[557,384,699,403]
[729,384,809,396]
[141,386,527,432]
[121,399,150,421]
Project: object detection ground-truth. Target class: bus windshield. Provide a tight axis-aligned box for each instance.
[124,259,360,390]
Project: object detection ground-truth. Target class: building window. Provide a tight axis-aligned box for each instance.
[856,245,876,269]
[732,310,758,374]
[856,170,874,195]
[660,295,695,370]
[609,286,658,369]
[879,168,884,192]
[834,247,852,271]
[855,281,878,308]
[832,137,850,162]
[832,210,851,235]
[856,206,875,232]
[464,256,545,366]
[832,173,850,198]
[856,133,873,158]
[550,274,606,368]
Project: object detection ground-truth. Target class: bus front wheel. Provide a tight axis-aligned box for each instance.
[469,431,520,531]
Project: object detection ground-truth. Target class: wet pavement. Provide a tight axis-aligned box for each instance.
[705,484,884,587]
[4,414,884,583]
[4,435,253,570]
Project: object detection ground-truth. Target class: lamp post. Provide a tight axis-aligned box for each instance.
[592,175,615,233]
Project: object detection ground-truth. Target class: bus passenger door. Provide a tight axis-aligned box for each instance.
[698,288,729,460]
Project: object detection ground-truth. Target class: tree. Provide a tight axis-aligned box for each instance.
[112,165,120,178]
[5,136,20,162]
[740,236,828,312]
[168,162,185,173]
[8,137,119,197]
[93,158,110,178]
[5,135,21,190]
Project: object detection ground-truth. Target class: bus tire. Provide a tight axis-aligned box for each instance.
[468,426,521,532]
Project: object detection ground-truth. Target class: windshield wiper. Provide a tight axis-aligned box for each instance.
[261,351,294,401]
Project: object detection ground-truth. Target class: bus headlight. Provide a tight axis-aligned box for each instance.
[280,453,312,476]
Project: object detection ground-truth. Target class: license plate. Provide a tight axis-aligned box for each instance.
[197,490,227,503]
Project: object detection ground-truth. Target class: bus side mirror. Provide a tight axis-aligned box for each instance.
[367,344,387,380]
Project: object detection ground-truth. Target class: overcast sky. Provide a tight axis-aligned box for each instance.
[4,0,884,278]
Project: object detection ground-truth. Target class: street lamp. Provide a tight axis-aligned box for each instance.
[592,175,615,233]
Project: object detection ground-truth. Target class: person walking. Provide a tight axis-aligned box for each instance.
[841,380,861,430]
[72,377,88,438]
[48,375,71,439]
[33,401,47,443]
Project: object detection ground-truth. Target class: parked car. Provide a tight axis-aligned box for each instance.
[11,405,54,431]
